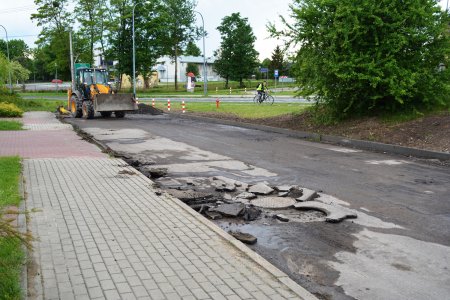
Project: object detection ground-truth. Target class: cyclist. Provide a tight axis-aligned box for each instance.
[256,81,268,102]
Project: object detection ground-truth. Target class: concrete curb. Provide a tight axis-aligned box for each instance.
[19,170,28,300]
[170,113,450,161]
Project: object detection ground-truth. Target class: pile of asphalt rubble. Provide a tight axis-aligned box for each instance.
[128,103,164,115]
[116,151,358,246]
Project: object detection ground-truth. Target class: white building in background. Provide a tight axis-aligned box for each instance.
[155,56,222,84]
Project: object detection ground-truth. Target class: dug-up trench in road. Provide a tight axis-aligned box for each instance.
[74,125,377,299]
[70,117,450,300]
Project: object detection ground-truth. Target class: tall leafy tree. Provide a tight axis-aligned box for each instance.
[31,0,73,80]
[269,0,450,118]
[214,13,259,88]
[106,0,164,89]
[159,0,200,90]
[75,0,108,64]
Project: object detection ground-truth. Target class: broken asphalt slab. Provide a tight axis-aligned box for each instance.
[248,183,274,195]
[296,188,318,202]
[211,203,245,217]
[294,201,357,223]
[229,231,258,245]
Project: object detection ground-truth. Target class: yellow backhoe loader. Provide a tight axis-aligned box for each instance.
[67,65,137,119]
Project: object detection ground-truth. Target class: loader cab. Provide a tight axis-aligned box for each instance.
[76,68,109,87]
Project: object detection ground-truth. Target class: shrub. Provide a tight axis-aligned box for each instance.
[270,0,450,120]
[0,103,23,117]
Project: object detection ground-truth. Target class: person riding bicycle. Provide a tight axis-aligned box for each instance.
[256,81,268,102]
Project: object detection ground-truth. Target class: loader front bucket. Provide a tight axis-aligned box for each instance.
[94,93,138,112]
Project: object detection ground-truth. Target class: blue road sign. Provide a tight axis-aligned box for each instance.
[260,68,268,73]
[274,69,279,77]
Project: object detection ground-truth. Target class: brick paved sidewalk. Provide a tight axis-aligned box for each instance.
[10,112,315,299]
[0,112,104,158]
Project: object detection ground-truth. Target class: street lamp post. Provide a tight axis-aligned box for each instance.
[0,25,12,93]
[194,11,207,96]
[132,2,150,99]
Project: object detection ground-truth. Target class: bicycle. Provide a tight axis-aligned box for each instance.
[253,91,274,105]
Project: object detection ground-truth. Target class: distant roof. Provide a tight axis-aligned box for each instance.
[180,56,216,63]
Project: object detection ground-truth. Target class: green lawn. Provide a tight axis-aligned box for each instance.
[0,121,23,131]
[146,101,311,119]
[0,156,24,300]
[2,92,65,112]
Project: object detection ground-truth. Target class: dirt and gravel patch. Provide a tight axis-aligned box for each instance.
[178,110,450,154]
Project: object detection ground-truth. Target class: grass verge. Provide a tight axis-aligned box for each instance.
[0,121,23,131]
[145,101,311,119]
[1,91,64,112]
[0,156,25,300]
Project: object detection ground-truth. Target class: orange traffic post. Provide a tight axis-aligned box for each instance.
[167,99,171,111]
[182,100,186,113]
[216,98,220,109]
[152,98,155,107]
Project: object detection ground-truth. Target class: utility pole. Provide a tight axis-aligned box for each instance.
[132,2,150,99]
[195,11,207,96]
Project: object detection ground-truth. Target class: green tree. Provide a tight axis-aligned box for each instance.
[269,45,284,79]
[106,0,164,90]
[0,53,30,85]
[0,53,9,86]
[269,0,450,118]
[10,61,31,83]
[75,0,107,64]
[214,13,259,88]
[0,39,33,72]
[185,41,201,76]
[31,0,73,80]
[185,41,201,56]
[159,0,200,90]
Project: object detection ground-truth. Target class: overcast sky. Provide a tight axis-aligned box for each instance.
[0,0,449,61]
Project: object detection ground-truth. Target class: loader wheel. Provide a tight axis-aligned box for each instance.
[115,111,125,118]
[82,101,95,119]
[100,111,112,118]
[70,95,82,118]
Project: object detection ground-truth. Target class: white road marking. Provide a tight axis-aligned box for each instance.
[366,160,409,165]
[327,147,362,153]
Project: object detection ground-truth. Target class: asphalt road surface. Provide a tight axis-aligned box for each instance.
[65,113,450,300]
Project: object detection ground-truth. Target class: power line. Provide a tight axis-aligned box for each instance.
[0,5,36,14]
[9,34,39,38]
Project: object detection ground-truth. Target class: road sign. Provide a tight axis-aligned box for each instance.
[260,68,268,73]
[274,69,279,77]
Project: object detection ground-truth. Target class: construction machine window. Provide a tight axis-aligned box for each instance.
[95,70,108,85]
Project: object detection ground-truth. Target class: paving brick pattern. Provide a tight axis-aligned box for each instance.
[0,130,105,158]
[25,158,304,300]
